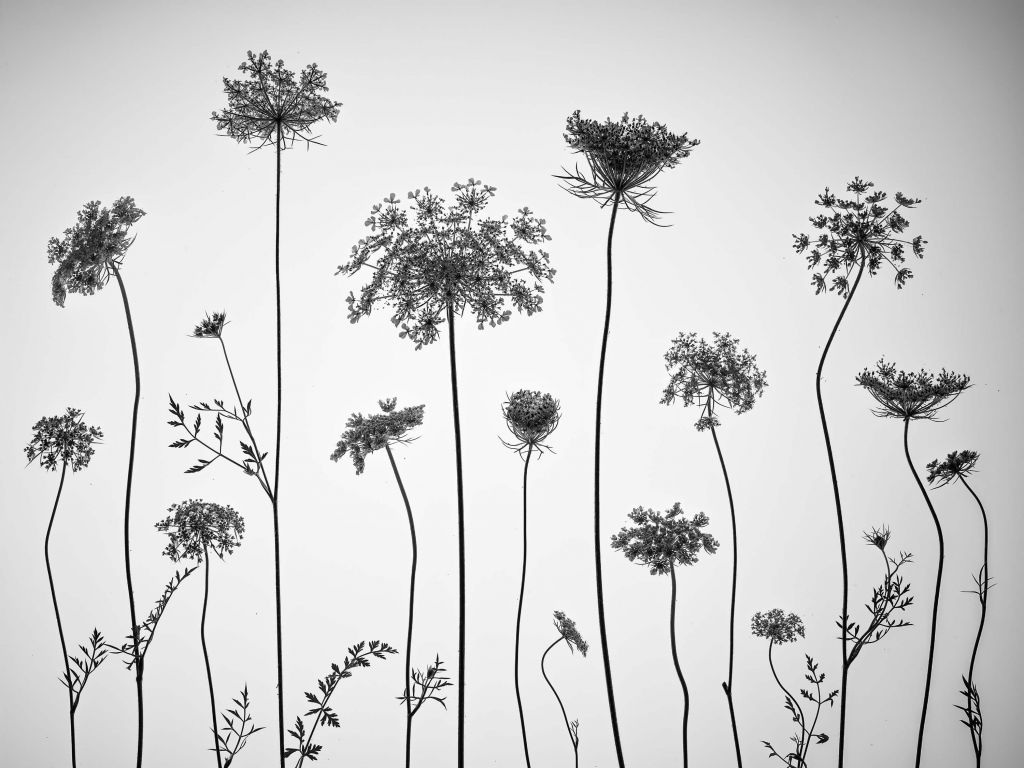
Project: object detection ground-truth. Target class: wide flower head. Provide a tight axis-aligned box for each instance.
[502,390,560,456]
[610,502,719,576]
[47,197,145,307]
[330,398,425,474]
[553,611,589,656]
[192,311,228,339]
[751,609,805,644]
[212,50,342,151]
[856,360,970,421]
[793,177,926,297]
[926,449,980,488]
[156,499,245,562]
[661,331,767,431]
[558,110,699,224]
[337,179,555,349]
[25,407,103,472]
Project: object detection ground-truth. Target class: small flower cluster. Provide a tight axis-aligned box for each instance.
[863,525,892,551]
[751,609,805,644]
[192,311,228,339]
[610,502,719,576]
[155,499,246,562]
[330,398,425,474]
[661,331,767,431]
[856,360,970,420]
[926,449,980,488]
[553,611,588,656]
[25,407,103,472]
[502,390,561,455]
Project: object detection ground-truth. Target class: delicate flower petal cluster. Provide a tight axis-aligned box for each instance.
[793,177,925,297]
[661,331,767,431]
[610,502,719,576]
[856,360,970,420]
[502,390,560,454]
[330,398,425,474]
[558,110,699,223]
[211,50,341,150]
[751,609,805,644]
[863,525,892,551]
[25,407,103,472]
[156,499,245,562]
[192,312,227,339]
[926,449,980,488]
[338,180,554,349]
[553,611,589,657]
[47,197,145,307]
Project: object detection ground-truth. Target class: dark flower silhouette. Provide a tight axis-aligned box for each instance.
[193,312,228,339]
[542,611,588,768]
[330,398,425,475]
[553,611,588,657]
[751,609,805,645]
[926,450,979,488]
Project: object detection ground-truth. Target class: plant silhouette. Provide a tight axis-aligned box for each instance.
[541,611,589,768]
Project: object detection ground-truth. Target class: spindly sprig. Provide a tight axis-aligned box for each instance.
[338,179,555,349]
[557,111,699,223]
[501,390,561,456]
[61,629,108,715]
[856,360,971,421]
[109,567,197,670]
[611,503,719,575]
[330,398,425,474]
[156,499,245,562]
[793,178,925,296]
[926,450,979,488]
[214,685,265,768]
[399,654,452,717]
[25,408,103,472]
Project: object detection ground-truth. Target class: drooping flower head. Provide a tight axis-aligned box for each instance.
[212,50,342,150]
[502,390,561,456]
[192,311,228,339]
[25,408,103,472]
[610,503,719,576]
[156,499,245,562]
[926,450,980,488]
[47,197,146,307]
[558,111,699,224]
[863,525,892,552]
[856,360,970,421]
[338,179,554,349]
[751,609,805,644]
[330,398,425,475]
[793,177,926,297]
[660,331,767,431]
[553,611,589,657]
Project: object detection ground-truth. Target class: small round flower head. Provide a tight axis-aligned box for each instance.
[552,611,589,656]
[330,398,425,474]
[192,312,227,339]
[47,197,146,307]
[25,408,103,472]
[926,450,980,488]
[502,390,560,455]
[156,499,245,562]
[751,609,805,644]
[856,360,970,421]
[558,110,699,224]
[212,50,342,150]
[610,503,719,576]
[661,332,767,431]
[863,525,892,551]
[793,177,925,297]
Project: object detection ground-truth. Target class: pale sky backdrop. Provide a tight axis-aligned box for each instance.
[1,0,1022,766]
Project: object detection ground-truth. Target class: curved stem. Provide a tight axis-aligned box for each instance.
[201,547,223,768]
[594,192,626,768]
[113,266,144,768]
[541,637,578,768]
[767,641,806,759]
[272,127,286,768]
[515,446,534,767]
[814,258,866,768]
[669,564,689,768]
[961,476,988,766]
[446,303,466,768]
[386,444,417,768]
[904,419,943,768]
[46,462,76,768]
[710,424,742,768]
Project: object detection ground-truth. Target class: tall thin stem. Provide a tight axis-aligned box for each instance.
[272,126,286,768]
[903,419,943,768]
[669,564,689,768]
[815,257,866,768]
[594,191,626,768]
[113,266,143,768]
[541,637,578,768]
[385,444,418,768]
[446,302,466,768]
[515,445,534,767]
[767,641,806,761]
[201,546,223,768]
[710,424,742,768]
[45,462,75,768]
[961,476,988,766]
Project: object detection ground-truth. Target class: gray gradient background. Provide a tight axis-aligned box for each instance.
[1,0,1021,766]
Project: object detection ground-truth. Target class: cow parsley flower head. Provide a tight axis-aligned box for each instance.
[330,398,425,474]
[47,197,146,307]
[856,360,970,421]
[926,450,980,488]
[338,180,554,349]
[661,331,767,431]
[793,177,926,297]
[502,390,560,456]
[156,499,245,562]
[553,611,589,657]
[192,312,228,339]
[25,408,103,472]
[751,609,805,644]
[212,50,342,150]
[558,110,699,224]
[610,502,719,576]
